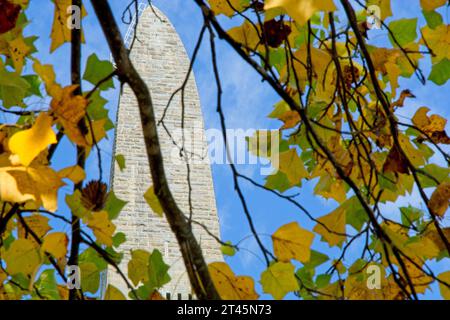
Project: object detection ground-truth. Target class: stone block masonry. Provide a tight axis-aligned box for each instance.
[105,5,223,299]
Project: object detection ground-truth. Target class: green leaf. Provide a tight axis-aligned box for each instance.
[220,241,236,256]
[304,250,329,270]
[65,190,90,219]
[79,262,100,294]
[0,67,30,108]
[147,249,171,290]
[345,197,368,231]
[104,191,127,220]
[128,250,150,286]
[260,262,299,300]
[316,274,332,288]
[23,75,42,97]
[144,186,164,217]
[388,18,417,47]
[34,270,60,300]
[400,206,424,227]
[79,247,108,270]
[112,232,126,248]
[422,10,443,29]
[115,154,126,172]
[86,90,114,131]
[428,58,450,85]
[83,53,115,90]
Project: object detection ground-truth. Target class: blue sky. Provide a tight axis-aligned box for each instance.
[18,0,450,299]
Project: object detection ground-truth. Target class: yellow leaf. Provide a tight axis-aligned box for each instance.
[18,214,51,243]
[8,35,30,73]
[272,222,314,263]
[429,182,450,217]
[33,60,62,98]
[58,165,86,184]
[50,85,88,146]
[260,262,299,300]
[264,0,336,26]
[420,0,447,11]
[209,262,259,300]
[227,21,262,52]
[87,211,116,246]
[144,185,163,217]
[0,166,64,211]
[128,249,150,286]
[208,0,244,17]
[438,271,450,299]
[104,284,126,300]
[278,148,308,185]
[41,232,68,259]
[3,239,41,276]
[313,205,346,247]
[420,25,450,63]
[50,0,87,52]
[9,113,57,167]
[385,61,400,96]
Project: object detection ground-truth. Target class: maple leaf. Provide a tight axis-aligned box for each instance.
[264,0,336,26]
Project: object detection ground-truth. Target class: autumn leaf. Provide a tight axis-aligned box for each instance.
[227,21,262,52]
[278,149,309,185]
[86,211,116,247]
[438,271,450,299]
[260,262,299,300]
[128,249,150,287]
[429,182,450,217]
[209,262,259,300]
[0,166,64,211]
[3,239,41,276]
[265,0,336,26]
[208,0,244,17]
[313,205,346,247]
[18,214,51,246]
[8,35,31,73]
[50,85,89,146]
[272,222,314,263]
[104,285,126,300]
[420,0,447,12]
[9,113,57,167]
[58,165,86,184]
[41,232,68,259]
[144,185,164,217]
[33,60,62,98]
[412,107,450,144]
[50,0,86,52]
[383,145,409,174]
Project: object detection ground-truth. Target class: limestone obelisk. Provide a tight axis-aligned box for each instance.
[106,4,222,299]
